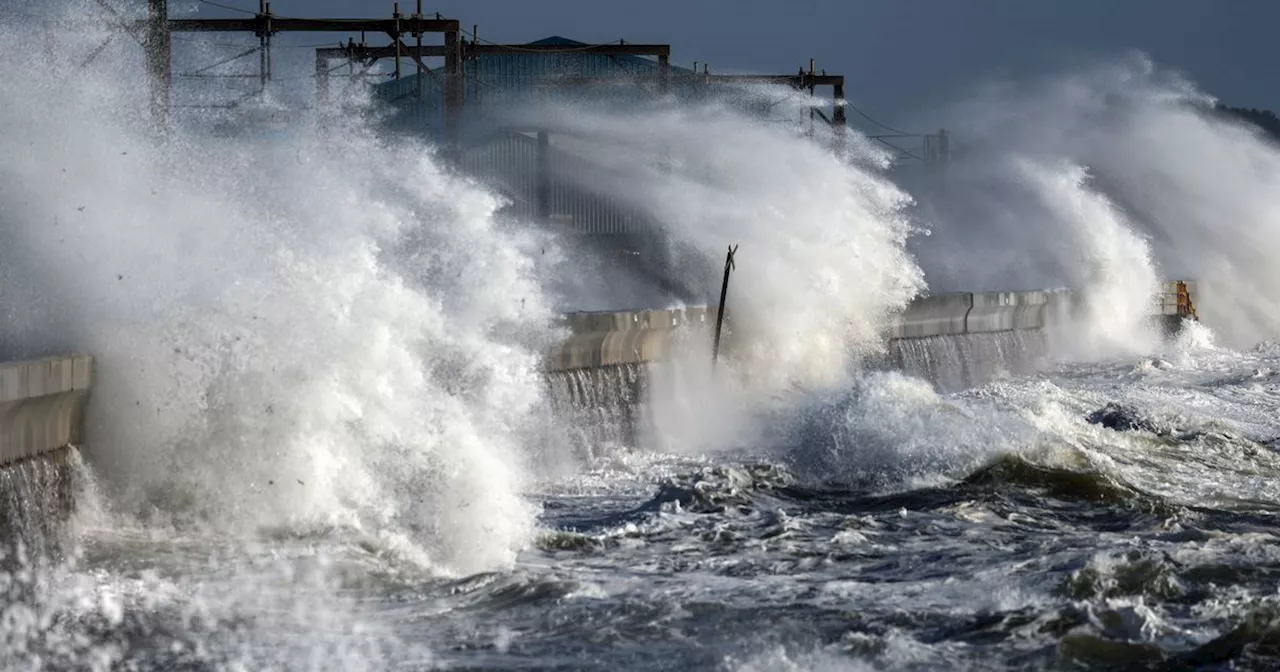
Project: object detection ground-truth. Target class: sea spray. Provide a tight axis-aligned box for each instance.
[906,53,1280,351]
[478,97,929,458]
[501,97,927,391]
[0,19,561,575]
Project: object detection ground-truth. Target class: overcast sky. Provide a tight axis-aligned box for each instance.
[162,0,1279,130]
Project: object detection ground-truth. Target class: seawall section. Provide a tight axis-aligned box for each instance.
[0,354,92,560]
[542,283,1198,394]
[0,355,93,467]
[546,306,711,372]
[543,290,1070,375]
[891,289,1065,339]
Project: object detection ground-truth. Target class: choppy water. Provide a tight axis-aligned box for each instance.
[6,12,1280,670]
[7,326,1280,671]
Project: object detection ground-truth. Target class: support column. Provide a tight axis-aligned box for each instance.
[536,130,551,222]
[315,52,329,105]
[257,0,272,92]
[443,28,462,162]
[832,81,847,154]
[414,0,424,100]
[658,53,670,96]
[147,0,171,133]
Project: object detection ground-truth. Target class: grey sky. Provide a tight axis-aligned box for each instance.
[182,0,1274,129]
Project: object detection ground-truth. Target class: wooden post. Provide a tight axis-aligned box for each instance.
[712,244,737,370]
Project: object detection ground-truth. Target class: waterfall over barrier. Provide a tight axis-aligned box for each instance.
[0,285,1194,547]
[544,307,710,455]
[542,283,1198,441]
[0,356,93,561]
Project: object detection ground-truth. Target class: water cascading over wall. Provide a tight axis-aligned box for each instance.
[0,355,93,561]
[877,290,1066,391]
[541,286,1197,442]
[543,306,710,453]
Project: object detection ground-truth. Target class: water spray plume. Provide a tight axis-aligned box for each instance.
[0,16,561,576]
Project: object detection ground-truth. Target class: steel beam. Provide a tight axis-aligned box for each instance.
[536,131,550,221]
[164,17,459,34]
[832,81,847,152]
[147,0,170,133]
[443,28,461,160]
[464,43,669,56]
[315,43,669,60]
[704,73,844,87]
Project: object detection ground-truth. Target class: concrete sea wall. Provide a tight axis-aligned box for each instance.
[546,306,712,372]
[544,290,1070,376]
[0,355,93,559]
[543,284,1197,399]
[1,355,93,467]
[0,285,1191,545]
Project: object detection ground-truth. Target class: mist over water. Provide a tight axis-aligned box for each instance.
[907,53,1280,351]
[512,97,927,394]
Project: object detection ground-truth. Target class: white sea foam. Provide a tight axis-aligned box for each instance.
[0,18,562,577]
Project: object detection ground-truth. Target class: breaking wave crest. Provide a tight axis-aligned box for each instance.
[0,19,561,576]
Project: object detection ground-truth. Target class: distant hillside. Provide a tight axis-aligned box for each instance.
[1215,104,1280,140]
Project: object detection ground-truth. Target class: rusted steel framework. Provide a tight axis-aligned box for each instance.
[314,41,673,104]
[314,41,847,153]
[144,0,463,147]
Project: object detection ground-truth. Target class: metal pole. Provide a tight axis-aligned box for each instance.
[712,244,737,370]
[258,0,271,92]
[832,81,847,154]
[658,53,670,96]
[415,0,423,100]
[147,0,170,133]
[443,27,461,161]
[808,59,815,137]
[393,3,401,80]
[315,50,328,104]
[536,131,551,222]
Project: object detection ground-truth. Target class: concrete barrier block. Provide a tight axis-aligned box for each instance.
[0,355,95,466]
[562,313,593,334]
[0,364,22,404]
[637,329,671,362]
[965,306,1015,333]
[52,357,73,392]
[546,306,715,372]
[966,291,1051,332]
[27,359,50,398]
[682,306,710,326]
[72,355,93,390]
[888,293,973,339]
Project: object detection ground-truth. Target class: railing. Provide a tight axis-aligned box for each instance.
[1156,280,1197,319]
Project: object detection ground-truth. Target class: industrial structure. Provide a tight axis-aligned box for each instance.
[64,2,949,282]
[79,1,859,299]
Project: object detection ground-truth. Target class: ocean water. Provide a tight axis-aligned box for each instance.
[4,13,1280,671]
[10,324,1280,670]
